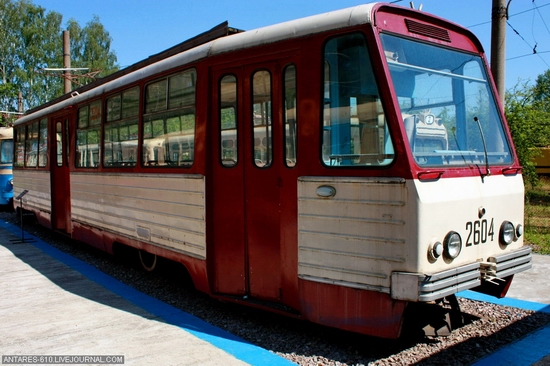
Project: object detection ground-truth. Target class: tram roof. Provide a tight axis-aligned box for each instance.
[17,2,387,125]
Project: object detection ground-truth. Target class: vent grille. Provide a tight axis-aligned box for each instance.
[405,19,451,42]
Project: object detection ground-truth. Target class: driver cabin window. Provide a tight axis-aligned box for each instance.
[322,33,394,167]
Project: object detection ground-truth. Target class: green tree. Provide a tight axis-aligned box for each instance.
[0,0,118,114]
[532,70,550,102]
[505,75,550,188]
[67,16,118,82]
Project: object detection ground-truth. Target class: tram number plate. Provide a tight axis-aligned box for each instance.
[465,218,494,246]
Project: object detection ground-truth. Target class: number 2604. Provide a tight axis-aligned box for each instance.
[465,218,494,246]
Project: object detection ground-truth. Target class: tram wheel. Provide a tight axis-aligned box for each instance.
[444,294,464,329]
[138,250,157,272]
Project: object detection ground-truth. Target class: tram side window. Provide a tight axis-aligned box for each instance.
[220,75,238,167]
[56,122,63,166]
[38,119,47,167]
[14,126,25,167]
[17,119,48,168]
[322,33,394,167]
[76,100,101,168]
[25,122,39,167]
[253,70,272,168]
[284,65,297,168]
[143,69,196,167]
[104,87,139,167]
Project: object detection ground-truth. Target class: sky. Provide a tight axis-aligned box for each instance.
[31,0,550,91]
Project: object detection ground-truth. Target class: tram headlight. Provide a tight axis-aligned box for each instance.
[9,178,13,187]
[516,224,524,238]
[443,231,462,259]
[428,240,443,261]
[499,221,515,245]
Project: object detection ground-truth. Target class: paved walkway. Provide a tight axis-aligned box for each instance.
[507,253,550,304]
[0,220,293,366]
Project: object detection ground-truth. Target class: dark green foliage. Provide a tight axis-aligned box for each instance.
[505,73,550,188]
[0,0,119,114]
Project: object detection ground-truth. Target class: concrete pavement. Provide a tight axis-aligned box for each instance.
[0,220,293,366]
[507,253,550,304]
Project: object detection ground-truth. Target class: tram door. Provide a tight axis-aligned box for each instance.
[50,115,71,233]
[210,63,284,301]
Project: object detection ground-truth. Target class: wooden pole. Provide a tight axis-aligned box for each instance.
[491,0,508,105]
[63,30,71,93]
[18,91,22,113]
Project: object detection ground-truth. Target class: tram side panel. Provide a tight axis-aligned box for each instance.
[13,170,52,227]
[297,176,410,338]
[69,172,210,292]
[298,176,409,291]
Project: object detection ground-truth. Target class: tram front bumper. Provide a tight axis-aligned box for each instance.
[390,246,532,302]
[479,246,532,280]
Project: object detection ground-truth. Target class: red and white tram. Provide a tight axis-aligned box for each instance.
[13,3,531,338]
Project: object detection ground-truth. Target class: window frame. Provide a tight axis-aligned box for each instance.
[251,69,273,168]
[103,86,140,168]
[76,100,102,169]
[219,74,238,168]
[142,68,197,168]
[283,64,297,168]
[321,32,395,168]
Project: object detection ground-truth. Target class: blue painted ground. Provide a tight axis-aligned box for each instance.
[459,291,550,366]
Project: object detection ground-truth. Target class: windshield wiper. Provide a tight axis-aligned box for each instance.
[473,116,491,182]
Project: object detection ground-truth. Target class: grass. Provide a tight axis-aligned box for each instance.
[525,176,550,255]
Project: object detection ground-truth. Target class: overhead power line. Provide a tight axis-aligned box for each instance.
[40,68,90,72]
[36,67,102,87]
[507,50,550,61]
[506,19,550,68]
[468,1,550,28]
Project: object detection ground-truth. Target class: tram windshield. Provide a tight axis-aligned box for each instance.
[381,34,513,168]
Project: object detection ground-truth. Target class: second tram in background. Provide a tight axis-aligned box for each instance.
[0,127,14,208]
[533,147,550,174]
[12,3,531,338]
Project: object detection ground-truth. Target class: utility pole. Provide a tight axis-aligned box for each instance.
[39,30,97,90]
[491,0,509,105]
[63,30,71,94]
